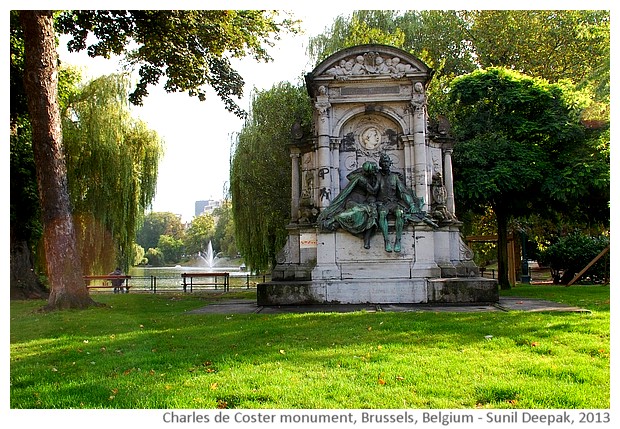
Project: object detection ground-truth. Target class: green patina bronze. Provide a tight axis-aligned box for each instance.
[318,154,437,252]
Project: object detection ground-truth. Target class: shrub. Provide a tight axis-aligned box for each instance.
[539,232,609,284]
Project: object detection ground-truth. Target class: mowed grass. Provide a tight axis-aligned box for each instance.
[10,285,610,409]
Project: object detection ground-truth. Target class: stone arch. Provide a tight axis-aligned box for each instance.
[335,109,407,190]
[332,105,409,138]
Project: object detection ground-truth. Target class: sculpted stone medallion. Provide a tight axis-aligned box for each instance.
[360,126,381,150]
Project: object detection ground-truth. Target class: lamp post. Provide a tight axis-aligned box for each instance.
[520,230,531,284]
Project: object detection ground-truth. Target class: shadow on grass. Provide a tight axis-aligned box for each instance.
[10,286,610,409]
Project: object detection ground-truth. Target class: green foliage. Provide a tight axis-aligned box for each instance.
[136,212,185,252]
[185,212,216,256]
[539,233,610,284]
[308,11,406,65]
[461,11,610,84]
[157,235,185,265]
[230,83,312,271]
[10,117,41,243]
[62,74,163,272]
[450,68,589,212]
[55,10,299,116]
[145,247,165,267]
[211,201,238,258]
[131,243,146,266]
[448,67,604,289]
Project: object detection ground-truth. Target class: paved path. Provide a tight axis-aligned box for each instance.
[186,297,590,315]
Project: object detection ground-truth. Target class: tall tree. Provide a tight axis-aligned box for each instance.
[211,201,238,258]
[18,10,295,309]
[308,11,405,64]
[461,10,610,84]
[448,68,606,289]
[230,83,312,271]
[63,74,162,273]
[20,11,95,309]
[184,212,216,256]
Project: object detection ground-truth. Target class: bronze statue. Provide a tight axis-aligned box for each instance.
[317,161,379,249]
[318,154,437,252]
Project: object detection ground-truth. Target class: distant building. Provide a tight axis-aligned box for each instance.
[195,199,222,217]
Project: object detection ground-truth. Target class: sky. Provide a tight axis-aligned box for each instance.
[55,8,354,222]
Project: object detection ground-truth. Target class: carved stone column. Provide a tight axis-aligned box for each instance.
[290,147,301,222]
[443,148,456,216]
[330,137,341,195]
[411,84,429,211]
[401,135,415,188]
[315,86,332,210]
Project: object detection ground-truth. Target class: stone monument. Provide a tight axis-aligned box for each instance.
[258,44,498,305]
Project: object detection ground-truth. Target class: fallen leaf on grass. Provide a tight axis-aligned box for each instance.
[210,383,218,390]
[279,349,286,355]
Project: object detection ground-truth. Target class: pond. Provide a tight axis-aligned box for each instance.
[127,264,264,293]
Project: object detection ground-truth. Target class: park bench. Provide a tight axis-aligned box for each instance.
[84,275,132,293]
[181,272,230,292]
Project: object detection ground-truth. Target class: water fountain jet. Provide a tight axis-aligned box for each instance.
[197,241,216,268]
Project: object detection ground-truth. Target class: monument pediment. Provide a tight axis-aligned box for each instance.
[309,44,431,83]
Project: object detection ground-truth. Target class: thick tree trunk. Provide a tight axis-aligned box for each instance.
[20,11,97,310]
[494,205,512,290]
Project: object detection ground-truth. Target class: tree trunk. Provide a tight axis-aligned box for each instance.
[20,11,97,310]
[10,227,48,300]
[494,205,512,290]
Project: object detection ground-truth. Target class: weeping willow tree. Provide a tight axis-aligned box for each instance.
[62,74,163,273]
[230,82,312,272]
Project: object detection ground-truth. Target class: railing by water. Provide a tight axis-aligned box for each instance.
[89,271,271,294]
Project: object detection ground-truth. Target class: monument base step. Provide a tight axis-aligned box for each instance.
[257,277,498,306]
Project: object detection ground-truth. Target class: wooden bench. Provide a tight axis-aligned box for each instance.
[84,275,132,293]
[181,272,229,292]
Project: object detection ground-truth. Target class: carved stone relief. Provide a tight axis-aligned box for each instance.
[323,51,420,79]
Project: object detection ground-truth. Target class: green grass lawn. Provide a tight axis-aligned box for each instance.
[10,285,610,409]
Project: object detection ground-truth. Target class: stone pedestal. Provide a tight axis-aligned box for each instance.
[258,277,498,306]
